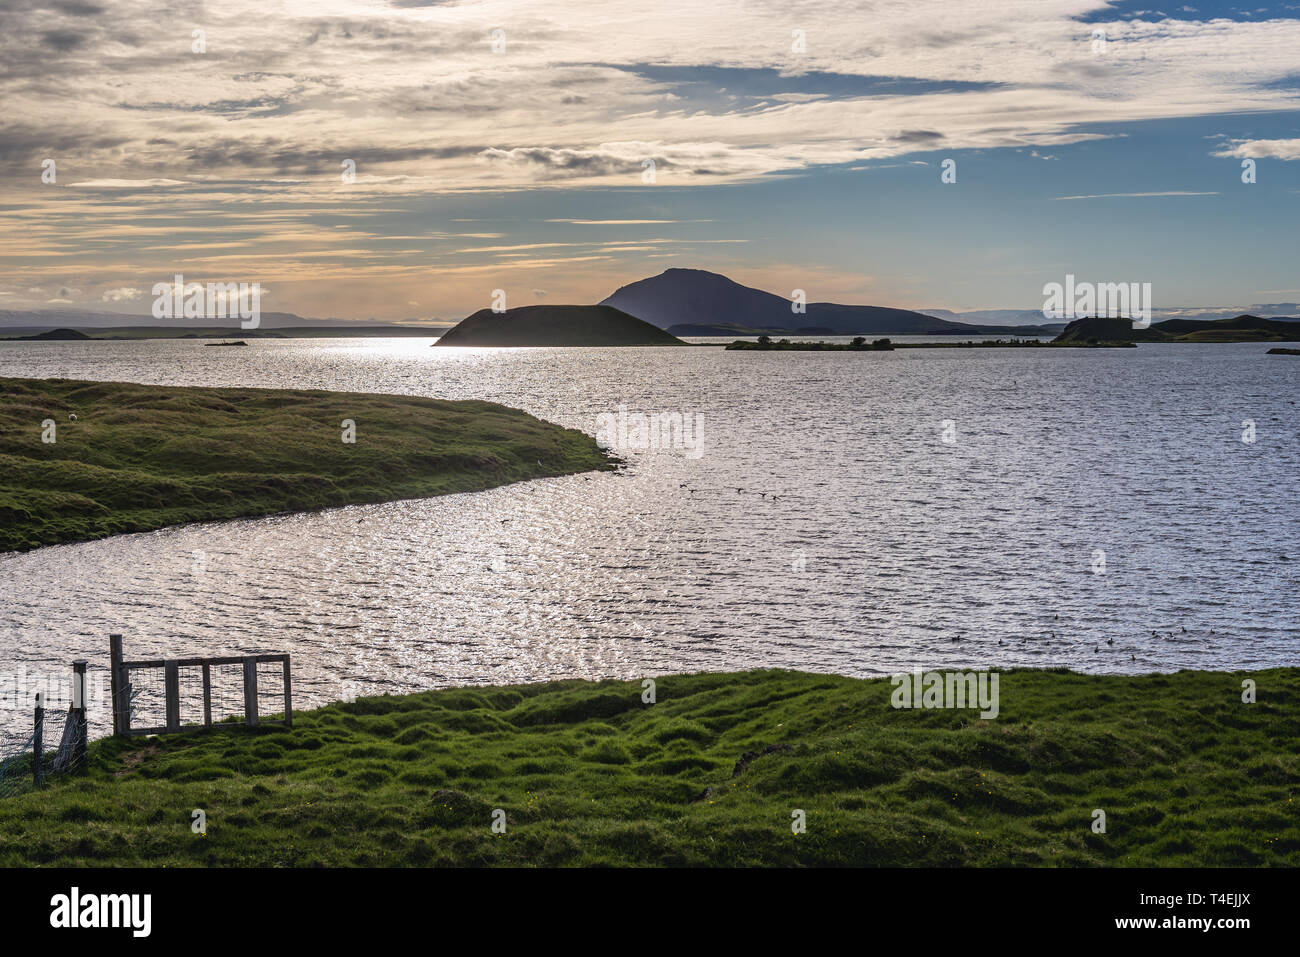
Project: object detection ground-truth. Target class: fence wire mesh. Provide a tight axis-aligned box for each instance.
[257,660,287,721]
[0,705,87,799]
[0,728,38,799]
[121,659,288,731]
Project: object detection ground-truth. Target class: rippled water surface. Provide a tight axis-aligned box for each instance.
[2,336,1297,741]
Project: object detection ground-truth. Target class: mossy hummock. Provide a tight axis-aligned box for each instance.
[1,668,1296,866]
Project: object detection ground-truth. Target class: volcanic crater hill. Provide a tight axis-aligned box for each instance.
[600,267,1057,336]
[433,304,686,347]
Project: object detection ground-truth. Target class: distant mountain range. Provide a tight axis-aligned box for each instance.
[0,308,449,331]
[601,269,1061,336]
[0,325,443,341]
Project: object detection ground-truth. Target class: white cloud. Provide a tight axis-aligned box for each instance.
[1053,191,1220,199]
[68,180,190,189]
[3,0,1299,317]
[102,287,142,301]
[1211,138,1300,161]
[0,1,1297,193]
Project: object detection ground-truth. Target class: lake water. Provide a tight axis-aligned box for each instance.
[2,336,1298,743]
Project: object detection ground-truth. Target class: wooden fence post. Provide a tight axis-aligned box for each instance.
[202,663,212,727]
[283,656,292,728]
[33,692,44,787]
[164,660,180,733]
[71,660,88,772]
[243,657,259,726]
[109,634,127,736]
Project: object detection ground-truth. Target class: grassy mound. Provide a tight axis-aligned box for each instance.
[1,668,1296,866]
[0,376,612,551]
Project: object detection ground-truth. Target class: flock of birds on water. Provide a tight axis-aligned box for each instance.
[678,482,782,501]
[947,617,1221,663]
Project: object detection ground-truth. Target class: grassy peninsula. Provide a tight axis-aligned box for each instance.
[0,376,611,552]
[2,668,1296,866]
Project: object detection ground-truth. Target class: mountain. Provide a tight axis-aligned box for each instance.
[923,307,1066,327]
[1053,315,1300,344]
[433,304,685,347]
[600,268,1056,336]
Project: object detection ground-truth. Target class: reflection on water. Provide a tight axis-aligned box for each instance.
[1,336,1297,743]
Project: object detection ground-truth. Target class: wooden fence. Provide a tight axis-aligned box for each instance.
[32,659,89,785]
[110,634,292,737]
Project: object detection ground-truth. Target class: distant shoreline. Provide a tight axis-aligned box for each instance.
[726,337,1137,351]
[0,325,449,341]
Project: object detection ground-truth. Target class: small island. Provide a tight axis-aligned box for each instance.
[433,304,686,347]
[727,336,897,351]
[0,376,612,552]
[1267,347,1300,355]
[204,340,248,347]
[725,335,1135,351]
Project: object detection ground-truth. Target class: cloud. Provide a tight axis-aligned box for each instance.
[3,0,1300,317]
[1211,138,1300,160]
[1053,191,1220,200]
[1,0,1296,192]
[546,219,690,225]
[101,286,142,301]
[40,30,85,51]
[478,146,641,179]
[69,179,190,188]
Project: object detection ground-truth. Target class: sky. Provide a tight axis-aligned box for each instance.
[1,0,1298,321]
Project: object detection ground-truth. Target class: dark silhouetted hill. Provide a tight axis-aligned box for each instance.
[434,304,685,347]
[601,268,1055,335]
[1054,314,1300,343]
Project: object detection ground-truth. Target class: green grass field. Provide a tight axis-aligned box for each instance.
[0,376,612,551]
[2,668,1295,866]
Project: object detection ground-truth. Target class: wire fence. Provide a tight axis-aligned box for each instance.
[2,641,292,798]
[122,660,260,730]
[0,728,39,799]
[0,701,88,799]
